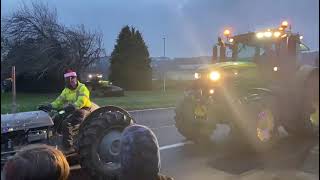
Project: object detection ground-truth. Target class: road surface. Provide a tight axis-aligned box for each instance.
[70,108,319,180]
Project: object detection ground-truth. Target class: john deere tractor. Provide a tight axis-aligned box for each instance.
[175,21,319,150]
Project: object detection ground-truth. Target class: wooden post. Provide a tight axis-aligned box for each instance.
[12,66,17,113]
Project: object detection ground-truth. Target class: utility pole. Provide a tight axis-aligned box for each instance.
[163,36,166,92]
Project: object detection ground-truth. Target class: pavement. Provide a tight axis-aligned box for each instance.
[69,108,319,180]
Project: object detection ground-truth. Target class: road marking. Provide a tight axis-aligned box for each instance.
[151,125,175,130]
[129,107,175,113]
[159,141,193,151]
[70,141,193,170]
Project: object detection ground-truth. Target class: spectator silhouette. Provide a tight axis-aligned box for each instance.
[119,124,174,180]
[2,144,70,180]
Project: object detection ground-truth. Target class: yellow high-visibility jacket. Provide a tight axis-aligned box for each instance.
[51,82,92,109]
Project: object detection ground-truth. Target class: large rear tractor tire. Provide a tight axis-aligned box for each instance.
[76,106,134,179]
[232,94,279,152]
[286,72,319,137]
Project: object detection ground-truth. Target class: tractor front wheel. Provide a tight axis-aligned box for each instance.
[76,106,134,179]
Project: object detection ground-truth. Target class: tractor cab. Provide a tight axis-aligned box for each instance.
[212,21,309,83]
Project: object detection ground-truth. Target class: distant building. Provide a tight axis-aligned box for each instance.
[152,56,211,80]
[80,56,213,81]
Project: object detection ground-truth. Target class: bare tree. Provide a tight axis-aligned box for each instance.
[2,1,104,82]
[2,2,64,77]
[62,25,104,74]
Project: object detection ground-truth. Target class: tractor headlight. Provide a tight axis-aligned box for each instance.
[194,73,200,79]
[209,71,221,81]
[88,74,93,79]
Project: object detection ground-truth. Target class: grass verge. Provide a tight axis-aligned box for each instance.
[1,90,183,114]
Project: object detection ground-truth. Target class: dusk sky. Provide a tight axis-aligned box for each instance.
[1,0,319,58]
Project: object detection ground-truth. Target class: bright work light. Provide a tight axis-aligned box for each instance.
[256,32,264,39]
[194,73,200,79]
[223,29,231,37]
[281,21,288,28]
[273,31,281,38]
[264,31,272,38]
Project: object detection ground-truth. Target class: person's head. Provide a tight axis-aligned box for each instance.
[120,124,160,180]
[64,69,78,90]
[2,144,70,180]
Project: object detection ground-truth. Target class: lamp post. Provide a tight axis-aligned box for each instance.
[163,36,166,57]
[162,36,166,92]
[12,66,16,113]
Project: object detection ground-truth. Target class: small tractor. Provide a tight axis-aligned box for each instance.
[85,73,124,97]
[175,21,319,150]
[1,104,134,179]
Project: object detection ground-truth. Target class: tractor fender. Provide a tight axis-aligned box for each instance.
[295,65,319,94]
[79,105,135,131]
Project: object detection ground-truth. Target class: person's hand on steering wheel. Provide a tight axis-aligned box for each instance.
[64,104,76,113]
[38,104,53,112]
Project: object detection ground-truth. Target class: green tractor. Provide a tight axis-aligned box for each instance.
[175,21,319,150]
[85,73,125,97]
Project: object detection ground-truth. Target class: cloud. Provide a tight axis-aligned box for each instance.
[1,0,319,57]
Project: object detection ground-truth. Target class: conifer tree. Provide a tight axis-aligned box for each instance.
[109,26,152,90]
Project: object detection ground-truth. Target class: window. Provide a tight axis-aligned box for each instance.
[237,43,264,61]
[299,43,310,52]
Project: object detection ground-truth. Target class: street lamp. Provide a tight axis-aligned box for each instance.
[162,35,166,92]
[163,36,166,57]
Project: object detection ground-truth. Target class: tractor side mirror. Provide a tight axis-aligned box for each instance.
[214,37,226,62]
[212,45,218,63]
[287,35,298,57]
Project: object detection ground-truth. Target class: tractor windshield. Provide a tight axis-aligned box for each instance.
[236,43,265,62]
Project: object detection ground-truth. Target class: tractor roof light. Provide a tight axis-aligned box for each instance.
[229,38,234,43]
[299,35,303,40]
[223,29,231,37]
[264,31,273,38]
[281,21,289,28]
[256,32,264,39]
